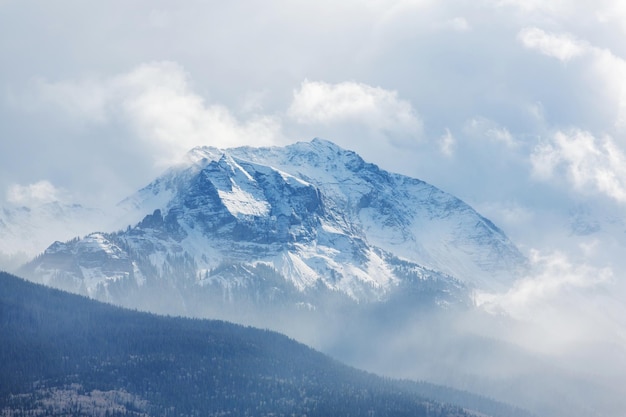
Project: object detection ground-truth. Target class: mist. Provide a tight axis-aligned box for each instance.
[267,275,626,417]
[88,250,626,417]
[313,250,626,417]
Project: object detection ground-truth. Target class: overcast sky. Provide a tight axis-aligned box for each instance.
[3,1,626,210]
[3,1,626,336]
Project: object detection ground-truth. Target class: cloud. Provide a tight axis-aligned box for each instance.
[475,249,616,353]
[531,129,626,203]
[288,80,422,139]
[589,48,626,130]
[440,17,470,32]
[117,62,283,163]
[518,27,589,62]
[516,26,626,130]
[527,101,545,122]
[7,180,64,205]
[34,62,283,166]
[477,250,612,316]
[595,2,626,34]
[439,128,455,156]
[464,117,517,147]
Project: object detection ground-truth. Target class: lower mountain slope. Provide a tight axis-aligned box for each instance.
[0,271,531,417]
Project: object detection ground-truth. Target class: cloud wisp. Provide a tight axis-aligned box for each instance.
[288,80,422,140]
[6,180,65,206]
[531,129,626,203]
[518,27,589,62]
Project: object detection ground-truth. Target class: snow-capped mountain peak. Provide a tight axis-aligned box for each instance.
[22,139,526,314]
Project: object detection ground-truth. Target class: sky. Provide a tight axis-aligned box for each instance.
[1,1,625,207]
[1,0,626,301]
[3,1,626,414]
[2,1,624,257]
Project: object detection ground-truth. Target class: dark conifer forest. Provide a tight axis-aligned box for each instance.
[0,271,531,417]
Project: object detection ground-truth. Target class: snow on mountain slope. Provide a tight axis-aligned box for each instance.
[197,138,526,288]
[21,138,525,313]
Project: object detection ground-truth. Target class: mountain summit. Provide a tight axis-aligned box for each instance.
[22,139,526,317]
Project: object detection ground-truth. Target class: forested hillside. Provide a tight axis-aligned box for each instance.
[0,271,530,417]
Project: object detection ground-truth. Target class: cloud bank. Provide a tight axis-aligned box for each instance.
[34,62,283,167]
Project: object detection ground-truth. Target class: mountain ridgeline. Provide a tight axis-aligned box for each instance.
[8,139,617,417]
[0,271,532,417]
[20,139,526,321]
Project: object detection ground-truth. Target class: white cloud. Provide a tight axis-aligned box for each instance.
[464,117,517,147]
[116,62,282,164]
[34,62,283,166]
[590,48,626,130]
[492,0,582,20]
[596,2,626,34]
[7,180,64,205]
[288,80,422,138]
[515,26,626,130]
[475,249,615,353]
[439,128,455,156]
[527,101,545,122]
[518,27,589,62]
[476,250,612,318]
[531,129,626,203]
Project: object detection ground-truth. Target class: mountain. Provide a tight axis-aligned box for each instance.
[16,139,617,417]
[20,139,525,320]
[0,271,532,417]
[0,201,103,271]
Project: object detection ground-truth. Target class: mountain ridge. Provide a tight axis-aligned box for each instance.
[21,138,525,316]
